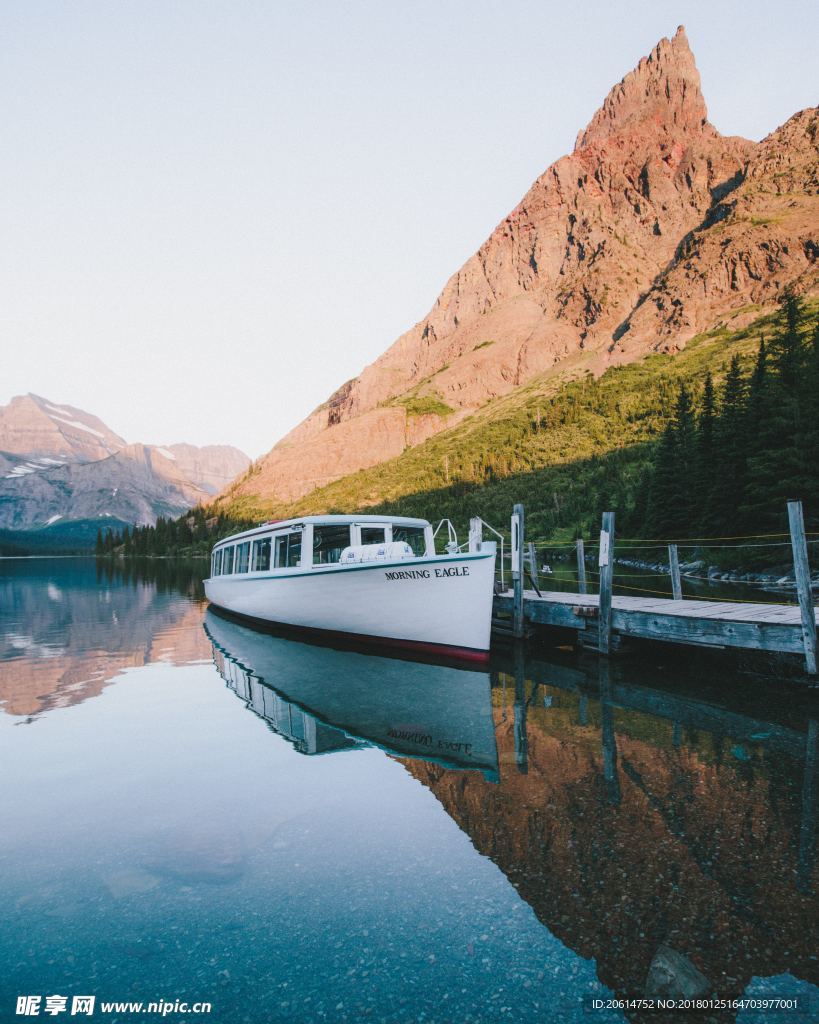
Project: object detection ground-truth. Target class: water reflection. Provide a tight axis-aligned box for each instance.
[1,561,817,1021]
[0,559,209,719]
[205,609,499,777]
[207,606,819,1015]
[403,648,819,1013]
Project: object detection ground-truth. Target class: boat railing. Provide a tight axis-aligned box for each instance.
[434,517,506,588]
[471,518,506,590]
[433,518,460,554]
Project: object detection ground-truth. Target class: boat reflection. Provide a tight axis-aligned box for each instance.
[204,608,499,777]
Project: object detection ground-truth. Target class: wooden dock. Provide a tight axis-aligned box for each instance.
[482,499,819,674]
[493,588,819,659]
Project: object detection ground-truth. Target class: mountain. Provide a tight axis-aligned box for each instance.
[0,394,250,532]
[218,26,818,515]
[159,443,251,495]
[0,393,126,470]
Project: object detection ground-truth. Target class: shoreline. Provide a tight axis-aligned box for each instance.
[615,556,819,596]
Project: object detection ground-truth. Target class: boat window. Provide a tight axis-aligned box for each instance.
[313,525,351,564]
[222,546,234,574]
[392,525,426,556]
[211,549,221,576]
[234,541,250,573]
[274,531,302,568]
[252,536,271,572]
[360,526,386,545]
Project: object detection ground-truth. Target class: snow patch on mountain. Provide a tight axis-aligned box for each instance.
[48,414,106,440]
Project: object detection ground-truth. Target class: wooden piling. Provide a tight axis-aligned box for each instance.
[598,511,615,655]
[576,538,587,595]
[787,500,817,675]
[668,543,682,601]
[468,517,483,553]
[526,541,542,596]
[512,503,525,639]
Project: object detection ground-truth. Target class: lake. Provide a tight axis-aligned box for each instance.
[1,559,817,1023]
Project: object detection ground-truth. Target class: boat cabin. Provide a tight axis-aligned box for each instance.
[209,515,434,579]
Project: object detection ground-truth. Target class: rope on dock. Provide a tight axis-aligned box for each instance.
[532,531,819,545]
[594,580,798,604]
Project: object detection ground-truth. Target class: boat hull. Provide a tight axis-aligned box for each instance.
[204,551,496,659]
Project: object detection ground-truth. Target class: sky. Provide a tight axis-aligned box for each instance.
[1,1,817,459]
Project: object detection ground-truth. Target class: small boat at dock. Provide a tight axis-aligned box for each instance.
[204,515,497,660]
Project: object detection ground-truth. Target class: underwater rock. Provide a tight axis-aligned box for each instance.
[645,944,710,999]
[102,867,160,899]
[142,830,246,884]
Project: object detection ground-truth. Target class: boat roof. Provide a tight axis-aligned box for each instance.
[213,514,431,548]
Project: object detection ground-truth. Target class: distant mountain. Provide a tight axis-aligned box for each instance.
[216,26,818,516]
[159,443,251,495]
[0,393,126,467]
[0,393,250,532]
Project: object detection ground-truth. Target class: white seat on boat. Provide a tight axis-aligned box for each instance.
[339,542,415,564]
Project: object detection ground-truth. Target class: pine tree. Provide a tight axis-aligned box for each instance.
[744,294,807,528]
[646,427,677,537]
[795,319,819,526]
[710,356,747,536]
[672,382,697,534]
[645,383,696,537]
[770,289,805,395]
[695,372,717,533]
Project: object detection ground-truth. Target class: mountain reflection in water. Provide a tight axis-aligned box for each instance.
[1,560,817,1022]
[0,559,209,718]
[406,656,819,1016]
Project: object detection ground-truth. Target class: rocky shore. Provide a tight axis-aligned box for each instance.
[616,556,819,594]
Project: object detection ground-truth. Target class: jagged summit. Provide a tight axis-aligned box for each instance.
[217,29,818,513]
[575,26,709,151]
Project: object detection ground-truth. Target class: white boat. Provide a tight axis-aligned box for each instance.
[204,515,497,661]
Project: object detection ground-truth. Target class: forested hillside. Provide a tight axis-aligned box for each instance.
[110,297,819,558]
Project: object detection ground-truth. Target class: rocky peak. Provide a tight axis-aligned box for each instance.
[0,392,126,463]
[575,27,709,151]
[216,29,815,513]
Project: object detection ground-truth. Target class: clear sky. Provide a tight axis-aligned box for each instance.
[2,1,816,458]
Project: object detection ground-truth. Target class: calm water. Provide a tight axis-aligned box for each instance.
[1,560,817,1024]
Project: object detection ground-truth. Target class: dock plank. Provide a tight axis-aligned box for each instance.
[494,587,817,658]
